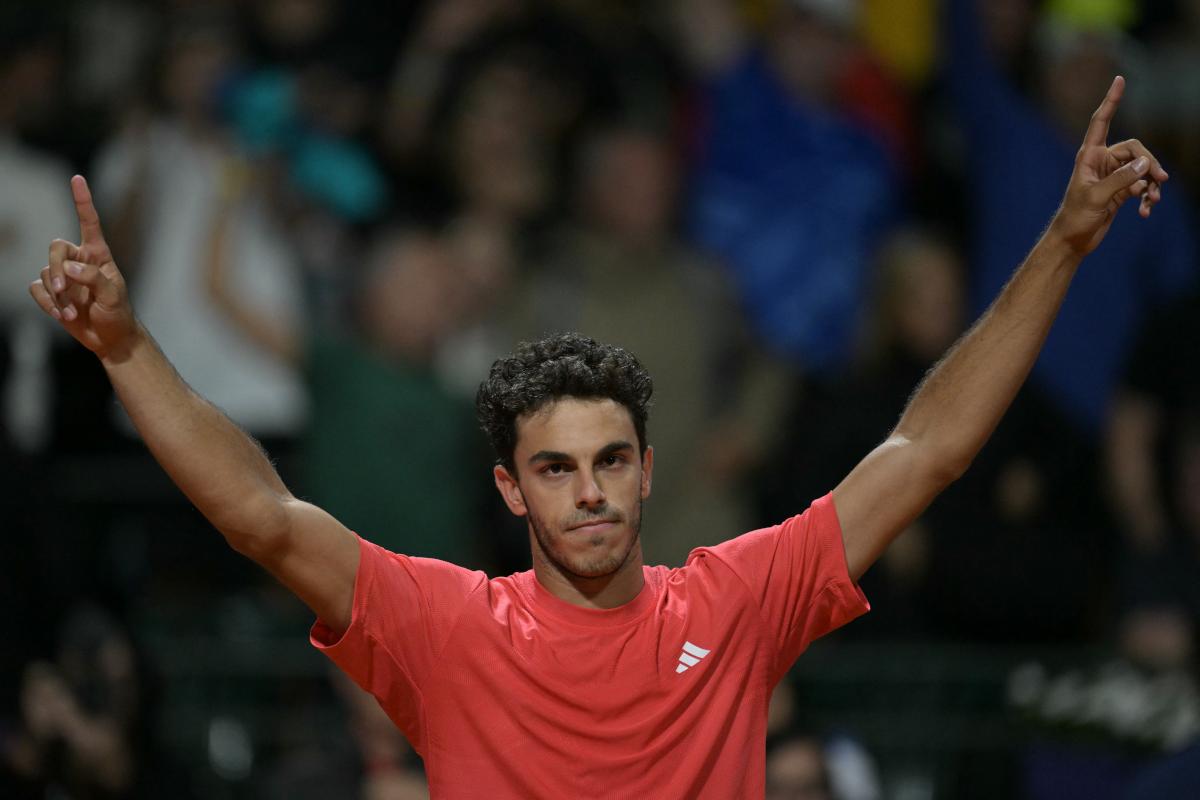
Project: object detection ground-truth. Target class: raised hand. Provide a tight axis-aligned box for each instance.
[28,176,140,362]
[1051,76,1169,256]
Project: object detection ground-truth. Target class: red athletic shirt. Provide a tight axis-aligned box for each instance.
[311,493,869,798]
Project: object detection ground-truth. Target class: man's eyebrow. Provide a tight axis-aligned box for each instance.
[528,450,572,465]
[597,440,635,459]
[527,441,635,465]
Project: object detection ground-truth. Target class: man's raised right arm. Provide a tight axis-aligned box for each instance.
[28,176,358,633]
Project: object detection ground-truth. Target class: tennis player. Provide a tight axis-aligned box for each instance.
[30,77,1165,797]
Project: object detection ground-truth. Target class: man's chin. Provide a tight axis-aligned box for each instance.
[530,510,641,581]
[556,537,638,580]
[553,549,622,579]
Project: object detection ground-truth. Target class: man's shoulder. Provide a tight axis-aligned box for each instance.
[661,532,773,598]
[674,497,840,583]
[360,539,494,600]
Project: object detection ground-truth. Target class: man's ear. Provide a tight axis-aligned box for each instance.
[640,445,653,500]
[494,464,528,517]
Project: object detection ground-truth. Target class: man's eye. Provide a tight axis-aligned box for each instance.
[545,464,567,475]
[601,455,624,467]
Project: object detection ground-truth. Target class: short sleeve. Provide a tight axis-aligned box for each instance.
[310,536,487,748]
[688,493,869,681]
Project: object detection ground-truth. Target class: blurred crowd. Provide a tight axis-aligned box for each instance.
[1,0,1199,797]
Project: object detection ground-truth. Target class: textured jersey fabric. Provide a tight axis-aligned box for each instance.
[311,493,869,798]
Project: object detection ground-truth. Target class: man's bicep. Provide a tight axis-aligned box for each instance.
[832,436,950,581]
[262,498,361,634]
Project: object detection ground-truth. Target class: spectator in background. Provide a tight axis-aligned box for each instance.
[330,670,429,800]
[1138,0,1200,193]
[501,121,791,565]
[767,733,834,800]
[0,16,77,704]
[1108,288,1200,555]
[378,0,525,174]
[419,13,620,392]
[0,14,75,455]
[758,229,963,636]
[233,0,392,227]
[216,0,395,326]
[924,387,1107,643]
[761,228,1104,641]
[92,12,308,447]
[974,0,1040,86]
[677,0,903,374]
[0,605,175,799]
[429,14,609,231]
[767,728,882,800]
[945,0,1197,435]
[205,189,488,568]
[1108,288,1200,665]
[207,187,488,799]
[243,0,341,64]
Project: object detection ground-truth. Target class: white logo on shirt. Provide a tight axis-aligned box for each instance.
[675,641,711,673]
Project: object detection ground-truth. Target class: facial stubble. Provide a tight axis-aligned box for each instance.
[528,497,643,580]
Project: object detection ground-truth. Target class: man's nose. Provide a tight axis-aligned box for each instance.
[575,471,606,508]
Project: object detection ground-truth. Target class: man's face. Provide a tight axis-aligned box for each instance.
[495,398,652,580]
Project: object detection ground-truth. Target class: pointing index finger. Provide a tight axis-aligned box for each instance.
[1083,76,1124,148]
[71,175,108,248]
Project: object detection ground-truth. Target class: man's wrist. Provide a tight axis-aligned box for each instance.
[1042,216,1090,267]
[99,324,151,370]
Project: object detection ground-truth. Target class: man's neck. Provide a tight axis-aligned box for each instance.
[532,546,645,610]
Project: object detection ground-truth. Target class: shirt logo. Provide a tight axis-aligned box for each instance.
[675,641,711,674]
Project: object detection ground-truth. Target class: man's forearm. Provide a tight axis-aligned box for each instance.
[101,326,291,545]
[833,78,1161,579]
[893,227,1082,473]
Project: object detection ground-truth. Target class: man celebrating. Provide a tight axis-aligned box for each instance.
[29,77,1166,796]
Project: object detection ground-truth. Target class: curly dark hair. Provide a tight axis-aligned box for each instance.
[475,332,653,471]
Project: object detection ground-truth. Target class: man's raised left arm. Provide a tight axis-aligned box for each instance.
[832,76,1167,580]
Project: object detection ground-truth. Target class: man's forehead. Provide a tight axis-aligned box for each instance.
[515,397,636,451]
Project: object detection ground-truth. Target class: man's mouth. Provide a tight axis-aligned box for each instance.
[567,518,619,533]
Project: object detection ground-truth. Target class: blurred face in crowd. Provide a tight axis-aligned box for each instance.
[878,234,965,363]
[495,398,652,582]
[417,0,525,52]
[443,215,516,319]
[766,737,833,800]
[451,58,552,222]
[766,7,853,106]
[0,41,60,129]
[994,457,1044,523]
[253,0,335,50]
[361,233,465,362]
[1039,32,1122,136]
[580,128,678,246]
[1120,606,1196,672]
[980,0,1036,68]
[162,30,235,122]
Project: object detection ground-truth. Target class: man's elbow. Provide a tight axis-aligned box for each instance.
[895,434,973,490]
[218,494,293,564]
[922,446,974,488]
